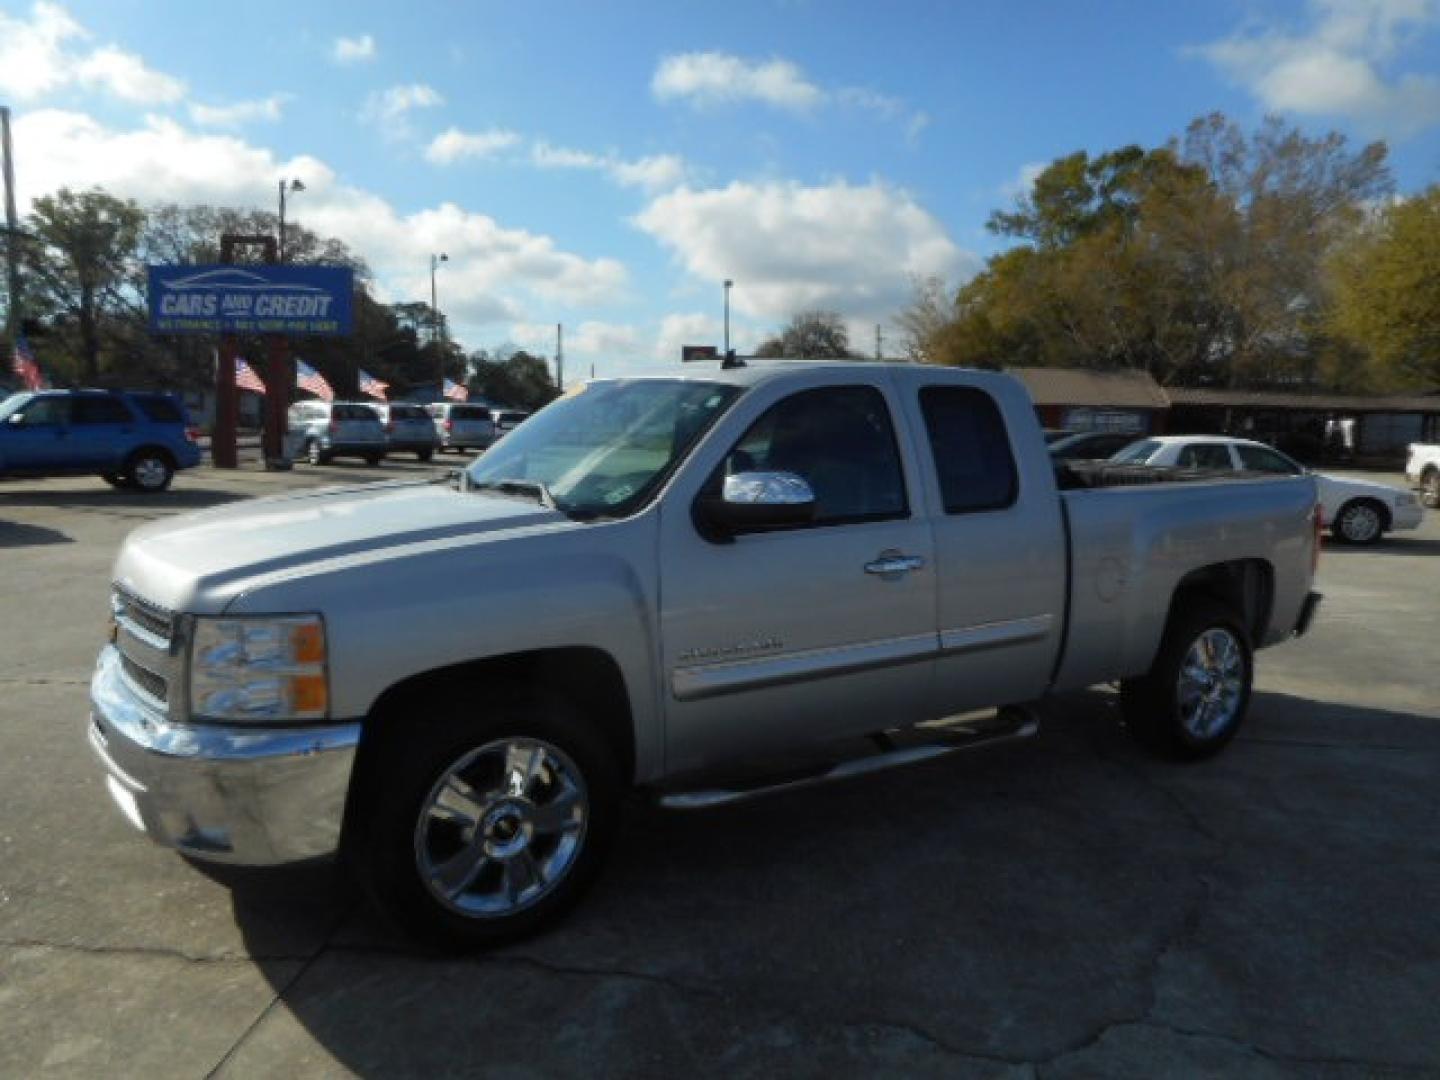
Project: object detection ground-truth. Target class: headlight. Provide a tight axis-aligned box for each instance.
[189,615,328,722]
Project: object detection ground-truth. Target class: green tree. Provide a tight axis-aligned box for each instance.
[26,188,146,381]
[1328,186,1440,388]
[918,114,1392,390]
[755,310,858,359]
[469,347,559,410]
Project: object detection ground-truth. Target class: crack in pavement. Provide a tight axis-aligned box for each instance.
[0,936,314,966]
[0,677,91,687]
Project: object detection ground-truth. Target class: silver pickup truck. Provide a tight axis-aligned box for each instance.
[91,362,1322,947]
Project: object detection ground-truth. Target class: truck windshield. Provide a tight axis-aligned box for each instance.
[465,379,742,518]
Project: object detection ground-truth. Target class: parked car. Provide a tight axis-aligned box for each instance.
[91,362,1322,947]
[1110,435,1423,545]
[289,401,388,466]
[491,409,531,437]
[427,402,496,454]
[0,389,200,492]
[373,403,439,462]
[1047,430,1143,461]
[1406,442,1440,508]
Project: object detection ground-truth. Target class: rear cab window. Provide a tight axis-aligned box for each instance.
[451,406,493,422]
[918,386,1018,514]
[334,404,381,421]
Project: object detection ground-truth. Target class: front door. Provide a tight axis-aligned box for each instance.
[0,396,75,474]
[658,378,937,776]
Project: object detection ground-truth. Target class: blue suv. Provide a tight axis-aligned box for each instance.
[0,389,202,492]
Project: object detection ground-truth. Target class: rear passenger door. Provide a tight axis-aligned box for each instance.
[901,376,1069,718]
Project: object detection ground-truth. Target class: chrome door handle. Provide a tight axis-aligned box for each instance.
[865,554,925,576]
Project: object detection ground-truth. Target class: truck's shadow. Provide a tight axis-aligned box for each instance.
[0,486,247,511]
[0,520,74,547]
[1322,536,1440,557]
[206,689,1440,1072]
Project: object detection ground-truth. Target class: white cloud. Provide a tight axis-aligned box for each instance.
[0,2,183,104]
[652,51,824,111]
[425,126,522,164]
[569,320,642,355]
[657,312,724,363]
[1001,161,1046,198]
[13,109,628,332]
[361,83,444,137]
[189,93,291,129]
[634,180,975,324]
[1194,0,1440,136]
[530,141,687,191]
[332,33,376,64]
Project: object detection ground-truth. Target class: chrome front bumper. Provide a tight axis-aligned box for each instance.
[89,646,361,865]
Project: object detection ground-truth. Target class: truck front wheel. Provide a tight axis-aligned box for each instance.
[357,689,620,949]
[1121,598,1253,760]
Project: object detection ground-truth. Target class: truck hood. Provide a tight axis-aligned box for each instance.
[114,480,570,613]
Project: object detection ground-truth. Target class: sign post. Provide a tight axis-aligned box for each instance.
[149,255,353,468]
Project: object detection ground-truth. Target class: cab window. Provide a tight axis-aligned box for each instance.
[72,396,133,424]
[12,397,70,426]
[721,386,907,525]
[1235,445,1301,474]
[919,386,1018,514]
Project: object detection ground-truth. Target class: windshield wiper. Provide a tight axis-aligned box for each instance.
[469,478,559,511]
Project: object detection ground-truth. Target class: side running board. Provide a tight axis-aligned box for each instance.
[657,705,1039,811]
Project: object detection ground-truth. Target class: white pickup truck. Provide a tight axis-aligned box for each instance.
[90,362,1322,947]
[1407,443,1440,508]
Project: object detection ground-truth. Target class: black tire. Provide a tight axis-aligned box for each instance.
[1331,498,1386,545]
[356,687,621,950]
[365,454,384,467]
[306,439,328,466]
[124,449,174,493]
[417,449,434,463]
[1423,470,1440,510]
[1120,597,1253,760]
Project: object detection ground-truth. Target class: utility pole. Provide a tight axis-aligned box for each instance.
[555,323,564,392]
[2,107,21,346]
[723,279,732,357]
[875,324,882,361]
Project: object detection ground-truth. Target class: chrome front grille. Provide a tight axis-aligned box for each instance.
[120,653,168,705]
[112,585,174,643]
[111,585,181,714]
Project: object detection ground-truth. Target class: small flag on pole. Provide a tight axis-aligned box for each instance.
[296,360,335,401]
[235,357,267,394]
[443,378,468,402]
[358,369,389,401]
[10,335,43,391]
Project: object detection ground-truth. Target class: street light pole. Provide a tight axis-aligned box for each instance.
[430,252,448,397]
[277,177,304,262]
[2,106,21,346]
[723,279,732,358]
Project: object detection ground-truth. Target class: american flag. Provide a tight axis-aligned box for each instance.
[296,360,335,401]
[358,369,389,401]
[443,378,468,402]
[235,357,267,394]
[10,335,43,391]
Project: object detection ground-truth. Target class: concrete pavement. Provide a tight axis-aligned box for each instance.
[1,464,1437,1077]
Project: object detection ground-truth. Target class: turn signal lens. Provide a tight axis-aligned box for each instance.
[290,673,328,714]
[292,622,326,664]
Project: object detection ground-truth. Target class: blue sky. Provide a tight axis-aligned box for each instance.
[3,0,1438,378]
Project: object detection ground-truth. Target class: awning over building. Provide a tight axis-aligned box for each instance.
[1005,367,1170,410]
[1166,387,1440,414]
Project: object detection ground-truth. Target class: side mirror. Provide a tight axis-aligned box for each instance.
[701,471,817,534]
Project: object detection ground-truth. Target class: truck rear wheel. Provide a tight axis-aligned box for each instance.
[356,688,620,950]
[1121,597,1252,760]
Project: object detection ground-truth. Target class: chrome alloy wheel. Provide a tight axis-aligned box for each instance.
[414,737,588,918]
[1177,628,1246,740]
[132,455,169,490]
[1339,503,1381,543]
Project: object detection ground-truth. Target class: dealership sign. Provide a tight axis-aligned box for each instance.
[148,265,354,336]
